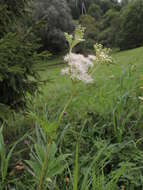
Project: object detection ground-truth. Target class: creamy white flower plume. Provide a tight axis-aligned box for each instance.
[61,53,94,84]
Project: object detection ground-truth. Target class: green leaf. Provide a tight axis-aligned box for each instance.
[73,143,79,190]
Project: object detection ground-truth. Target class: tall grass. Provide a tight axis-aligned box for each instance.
[1,46,143,189]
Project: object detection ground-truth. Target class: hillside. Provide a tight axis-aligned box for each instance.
[36,47,143,121]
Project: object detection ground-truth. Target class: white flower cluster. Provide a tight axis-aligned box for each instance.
[61,53,95,84]
[94,43,113,64]
[61,26,113,84]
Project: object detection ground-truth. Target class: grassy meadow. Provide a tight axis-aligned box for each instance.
[24,46,143,189]
[36,47,143,122]
[2,46,143,189]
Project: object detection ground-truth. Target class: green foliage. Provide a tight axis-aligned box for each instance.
[0,5,11,37]
[67,0,81,19]
[0,126,29,189]
[31,47,143,188]
[0,32,41,116]
[1,0,143,188]
[73,143,79,190]
[0,0,45,122]
[0,0,31,38]
[118,0,143,50]
[25,125,68,190]
[1,45,143,188]
[67,0,143,51]
[65,25,85,53]
[33,0,74,53]
[0,0,29,17]
[0,126,15,189]
[88,3,102,20]
[28,112,58,140]
[78,15,98,53]
[98,9,120,47]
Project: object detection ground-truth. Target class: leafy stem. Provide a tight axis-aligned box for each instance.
[37,141,51,190]
[58,82,76,126]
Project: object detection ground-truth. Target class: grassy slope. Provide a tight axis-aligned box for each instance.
[36,47,143,122]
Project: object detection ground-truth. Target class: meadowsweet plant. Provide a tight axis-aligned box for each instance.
[60,26,113,129]
[27,26,114,190]
[62,26,113,85]
[60,26,96,128]
[61,26,114,190]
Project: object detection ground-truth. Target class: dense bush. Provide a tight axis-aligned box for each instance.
[0,0,46,122]
[0,32,41,114]
[0,0,30,37]
[118,0,143,50]
[33,0,74,53]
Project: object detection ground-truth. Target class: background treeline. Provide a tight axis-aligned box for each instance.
[67,0,143,52]
[32,0,143,53]
[1,0,143,54]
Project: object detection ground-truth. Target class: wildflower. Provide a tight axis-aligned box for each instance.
[94,43,113,64]
[61,53,94,84]
[62,26,113,84]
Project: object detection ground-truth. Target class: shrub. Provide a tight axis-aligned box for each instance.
[0,0,30,37]
[0,32,41,115]
[0,0,27,16]
[118,0,143,50]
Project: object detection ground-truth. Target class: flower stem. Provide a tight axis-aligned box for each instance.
[58,83,75,126]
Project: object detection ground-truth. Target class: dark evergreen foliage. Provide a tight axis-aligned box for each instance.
[0,32,40,110]
[0,0,43,121]
[0,0,28,16]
